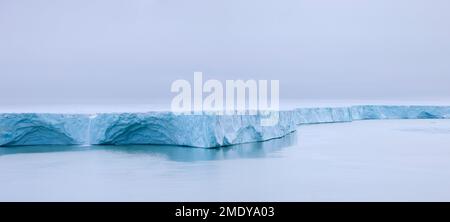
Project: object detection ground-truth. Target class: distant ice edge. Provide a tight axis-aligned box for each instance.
[1,105,450,148]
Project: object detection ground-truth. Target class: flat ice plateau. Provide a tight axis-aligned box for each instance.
[1,104,450,147]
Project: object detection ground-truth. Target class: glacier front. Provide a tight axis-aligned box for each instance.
[0,113,90,146]
[89,111,297,147]
[1,105,450,148]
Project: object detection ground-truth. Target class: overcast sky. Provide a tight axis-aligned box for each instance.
[1,0,449,105]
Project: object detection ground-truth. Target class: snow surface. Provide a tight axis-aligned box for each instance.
[1,105,450,147]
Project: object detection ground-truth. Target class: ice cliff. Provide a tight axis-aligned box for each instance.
[350,105,450,120]
[1,105,450,148]
[0,113,89,146]
[90,111,296,147]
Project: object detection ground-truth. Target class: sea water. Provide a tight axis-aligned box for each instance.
[1,119,450,201]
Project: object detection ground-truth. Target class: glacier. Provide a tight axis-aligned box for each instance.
[0,113,90,146]
[90,111,297,147]
[1,105,450,148]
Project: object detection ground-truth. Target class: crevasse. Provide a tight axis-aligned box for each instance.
[1,105,449,148]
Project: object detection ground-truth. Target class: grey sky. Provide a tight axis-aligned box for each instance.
[1,0,449,105]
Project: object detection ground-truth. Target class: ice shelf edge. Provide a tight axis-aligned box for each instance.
[1,105,449,147]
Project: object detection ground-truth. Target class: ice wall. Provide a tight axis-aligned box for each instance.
[293,107,352,124]
[0,113,89,146]
[1,105,450,147]
[90,111,297,147]
[350,105,450,120]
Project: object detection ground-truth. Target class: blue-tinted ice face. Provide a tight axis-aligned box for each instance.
[1,105,449,147]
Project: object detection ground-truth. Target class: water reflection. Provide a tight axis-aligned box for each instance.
[0,145,90,156]
[0,132,297,162]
